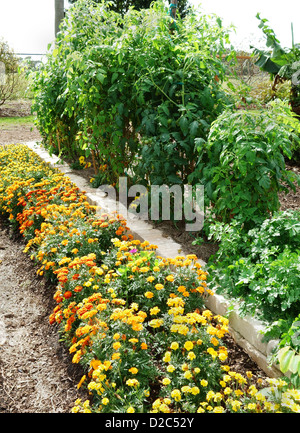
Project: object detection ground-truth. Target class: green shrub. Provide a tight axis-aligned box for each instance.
[191,101,300,228]
[207,209,300,331]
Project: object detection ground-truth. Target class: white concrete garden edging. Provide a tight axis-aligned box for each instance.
[25,141,282,378]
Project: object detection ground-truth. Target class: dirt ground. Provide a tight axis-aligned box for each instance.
[0,98,298,413]
[0,225,86,413]
[0,100,41,145]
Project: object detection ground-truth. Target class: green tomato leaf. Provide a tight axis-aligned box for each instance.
[279,349,294,373]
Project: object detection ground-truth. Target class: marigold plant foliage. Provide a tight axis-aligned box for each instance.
[1,144,300,413]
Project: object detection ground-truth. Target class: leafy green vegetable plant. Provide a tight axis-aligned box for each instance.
[192,101,300,228]
[207,210,300,332]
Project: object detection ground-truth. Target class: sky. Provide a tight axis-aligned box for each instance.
[0,0,299,58]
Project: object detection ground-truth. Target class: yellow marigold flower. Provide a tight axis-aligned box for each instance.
[112,352,120,360]
[171,389,181,402]
[207,347,218,359]
[213,406,225,413]
[197,407,205,413]
[102,398,109,405]
[206,391,215,402]
[163,351,171,363]
[129,339,139,344]
[170,342,179,350]
[202,310,213,318]
[211,337,219,346]
[149,319,164,328]
[200,379,208,387]
[255,392,266,402]
[147,276,155,282]
[246,371,253,379]
[162,378,171,386]
[218,352,228,362]
[152,399,161,409]
[126,379,139,387]
[184,341,194,351]
[129,367,138,375]
[223,374,232,383]
[181,386,191,393]
[230,400,242,412]
[191,386,200,395]
[155,283,164,291]
[206,324,217,335]
[166,275,174,282]
[167,364,175,373]
[127,406,135,413]
[159,403,170,413]
[140,266,150,273]
[224,387,232,395]
[181,363,189,371]
[184,370,192,380]
[221,365,230,372]
[150,306,160,316]
[144,291,154,299]
[187,351,196,360]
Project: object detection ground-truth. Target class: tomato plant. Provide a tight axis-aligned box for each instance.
[31,0,234,189]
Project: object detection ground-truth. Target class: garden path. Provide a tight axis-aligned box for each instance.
[0,225,85,413]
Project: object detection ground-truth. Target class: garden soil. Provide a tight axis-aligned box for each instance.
[0,100,41,146]
[0,99,299,413]
[0,225,86,413]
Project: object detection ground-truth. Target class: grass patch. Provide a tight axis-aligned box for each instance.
[0,115,36,126]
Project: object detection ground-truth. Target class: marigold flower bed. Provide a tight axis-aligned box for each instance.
[0,144,299,413]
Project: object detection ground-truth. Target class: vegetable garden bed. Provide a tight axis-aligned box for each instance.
[2,0,300,414]
[1,142,299,413]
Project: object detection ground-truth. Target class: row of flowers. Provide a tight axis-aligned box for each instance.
[0,143,299,413]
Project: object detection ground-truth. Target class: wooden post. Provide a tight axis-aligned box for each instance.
[169,1,178,34]
[55,0,65,37]
[169,1,178,19]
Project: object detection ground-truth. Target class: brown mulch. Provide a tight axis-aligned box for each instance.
[0,224,86,413]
